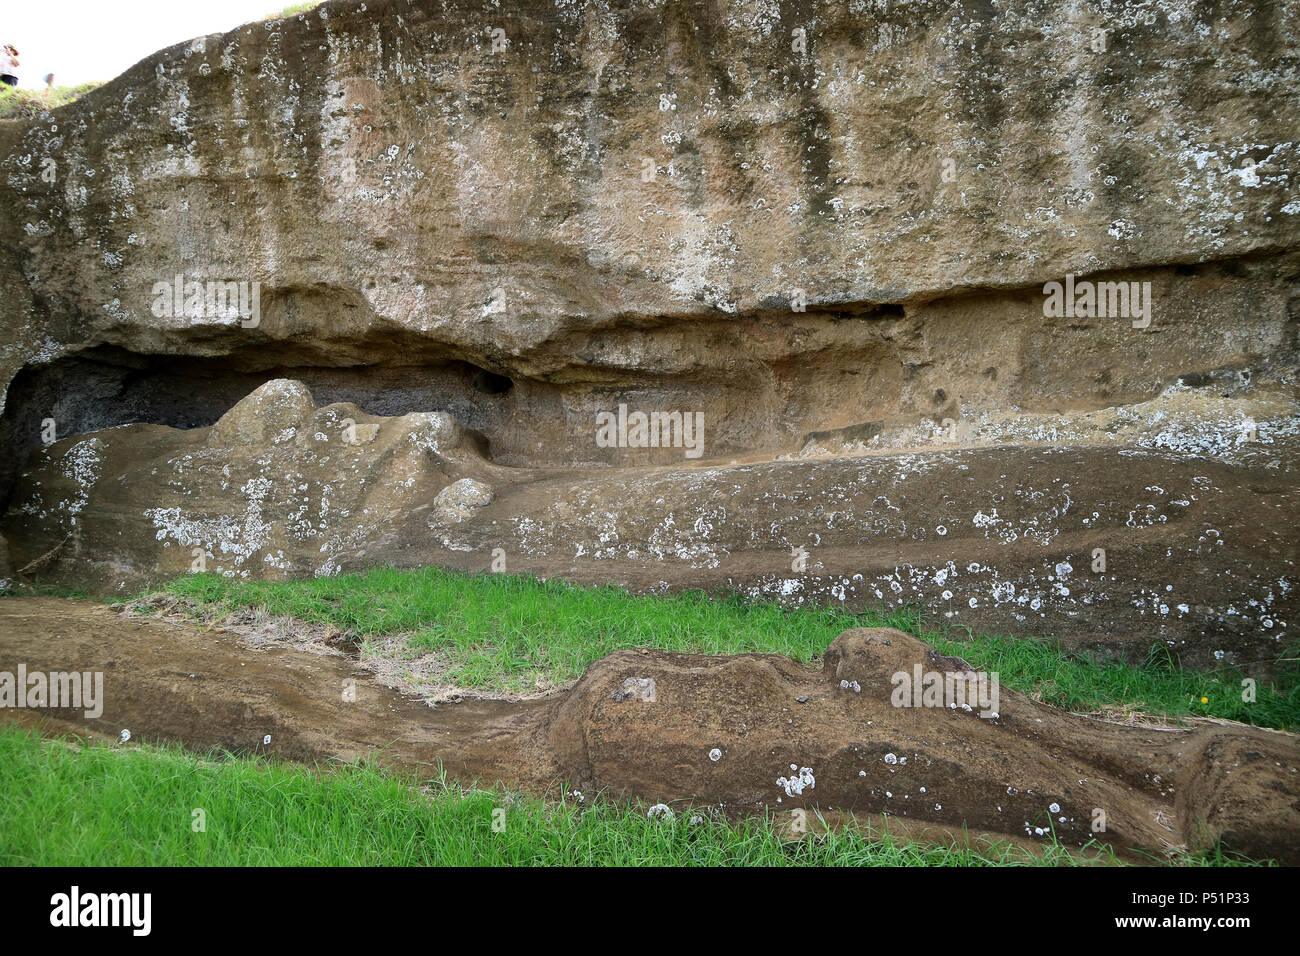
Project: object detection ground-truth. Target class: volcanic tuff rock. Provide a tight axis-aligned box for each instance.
[549,627,1300,863]
[1,0,1298,470]
[4,377,1296,670]
[0,0,1298,663]
[4,600,1296,863]
[2,378,503,585]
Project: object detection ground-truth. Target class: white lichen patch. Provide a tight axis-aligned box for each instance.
[776,765,815,797]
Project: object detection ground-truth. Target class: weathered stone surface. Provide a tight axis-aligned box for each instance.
[2,0,1298,483]
[549,626,1300,862]
[2,379,498,587]
[5,599,1296,862]
[430,477,494,526]
[0,532,14,593]
[3,377,1295,668]
[0,1,1297,667]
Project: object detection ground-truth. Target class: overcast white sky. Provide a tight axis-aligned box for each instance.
[3,0,304,89]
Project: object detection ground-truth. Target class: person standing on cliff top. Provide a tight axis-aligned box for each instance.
[0,45,19,87]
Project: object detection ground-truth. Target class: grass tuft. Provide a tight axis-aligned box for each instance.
[0,83,103,120]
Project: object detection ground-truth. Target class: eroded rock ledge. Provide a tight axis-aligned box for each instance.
[3,378,1296,669]
[2,0,1298,484]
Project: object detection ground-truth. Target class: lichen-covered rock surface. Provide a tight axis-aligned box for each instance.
[1,0,1297,666]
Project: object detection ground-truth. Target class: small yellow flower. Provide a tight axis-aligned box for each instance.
[1200,696,1208,704]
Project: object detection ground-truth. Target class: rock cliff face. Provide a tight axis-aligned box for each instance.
[1,0,1298,664]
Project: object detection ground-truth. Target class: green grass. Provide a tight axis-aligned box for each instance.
[0,726,1262,867]
[262,1,322,20]
[152,566,1300,730]
[0,83,103,120]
